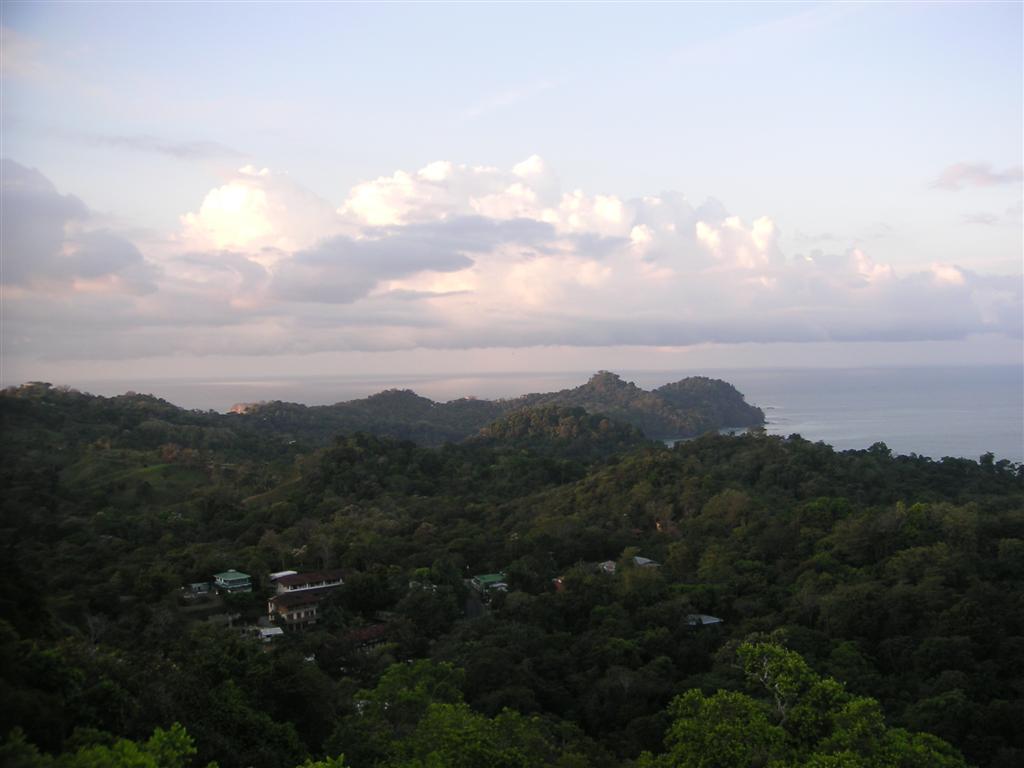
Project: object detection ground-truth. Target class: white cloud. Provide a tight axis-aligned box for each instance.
[180,165,342,256]
[930,264,966,286]
[3,156,1021,364]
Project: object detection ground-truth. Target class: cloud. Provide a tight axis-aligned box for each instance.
[180,165,343,254]
[86,134,244,160]
[931,162,1024,190]
[1,158,88,284]
[271,216,560,304]
[0,158,156,291]
[792,230,841,244]
[962,212,1000,226]
[3,156,1022,363]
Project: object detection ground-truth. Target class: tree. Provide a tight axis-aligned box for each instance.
[0,723,205,768]
[639,643,968,768]
[637,689,783,768]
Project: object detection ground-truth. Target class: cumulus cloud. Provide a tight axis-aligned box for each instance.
[3,156,1022,363]
[1,158,156,291]
[931,162,1024,190]
[180,165,342,255]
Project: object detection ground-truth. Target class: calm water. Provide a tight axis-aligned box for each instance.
[69,365,1023,462]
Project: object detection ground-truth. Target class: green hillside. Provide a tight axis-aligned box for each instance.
[1,382,1020,768]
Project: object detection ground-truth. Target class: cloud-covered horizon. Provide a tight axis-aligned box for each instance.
[2,156,1021,362]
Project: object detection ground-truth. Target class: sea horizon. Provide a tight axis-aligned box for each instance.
[9,363,1022,464]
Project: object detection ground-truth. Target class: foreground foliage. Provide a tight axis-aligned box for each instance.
[1,383,1021,767]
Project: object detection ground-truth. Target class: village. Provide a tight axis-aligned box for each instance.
[179,554,722,655]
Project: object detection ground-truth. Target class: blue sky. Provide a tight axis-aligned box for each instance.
[2,1,1021,387]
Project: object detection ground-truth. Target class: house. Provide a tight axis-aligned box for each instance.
[257,626,285,643]
[214,569,252,593]
[599,560,617,574]
[268,570,298,582]
[184,582,212,599]
[470,572,508,593]
[274,569,344,595]
[267,569,346,630]
[268,588,333,628]
[633,556,661,568]
[686,614,723,627]
[345,623,389,651]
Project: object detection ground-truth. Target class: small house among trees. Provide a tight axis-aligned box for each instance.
[470,572,508,593]
[213,569,252,593]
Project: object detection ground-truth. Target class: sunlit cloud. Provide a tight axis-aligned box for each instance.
[3,156,1021,363]
[179,165,342,256]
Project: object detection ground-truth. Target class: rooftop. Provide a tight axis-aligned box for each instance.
[214,569,251,581]
[472,572,506,585]
[276,569,345,587]
[345,624,389,645]
[633,556,661,568]
[270,587,337,609]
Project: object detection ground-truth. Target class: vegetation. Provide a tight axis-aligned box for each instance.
[515,371,765,439]
[1,381,1021,767]
[228,370,766,445]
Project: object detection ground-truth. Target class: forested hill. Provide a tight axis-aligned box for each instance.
[1,372,765,449]
[469,405,651,461]
[230,388,507,447]
[2,381,1022,768]
[231,370,765,444]
[510,370,765,438]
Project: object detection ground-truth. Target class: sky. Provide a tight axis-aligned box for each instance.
[1,1,1022,394]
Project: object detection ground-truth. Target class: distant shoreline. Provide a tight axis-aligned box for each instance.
[4,365,1021,463]
[5,362,1021,412]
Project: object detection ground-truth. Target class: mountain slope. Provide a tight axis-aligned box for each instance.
[511,371,764,438]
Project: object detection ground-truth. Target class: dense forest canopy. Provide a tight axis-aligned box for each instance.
[1,381,1021,767]
[229,370,766,445]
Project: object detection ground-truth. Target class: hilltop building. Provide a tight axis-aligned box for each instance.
[214,570,252,593]
[267,569,345,629]
[274,569,345,595]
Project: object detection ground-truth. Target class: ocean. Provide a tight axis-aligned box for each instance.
[67,365,1023,463]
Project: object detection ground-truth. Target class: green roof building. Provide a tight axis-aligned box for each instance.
[471,572,508,592]
[214,569,252,593]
